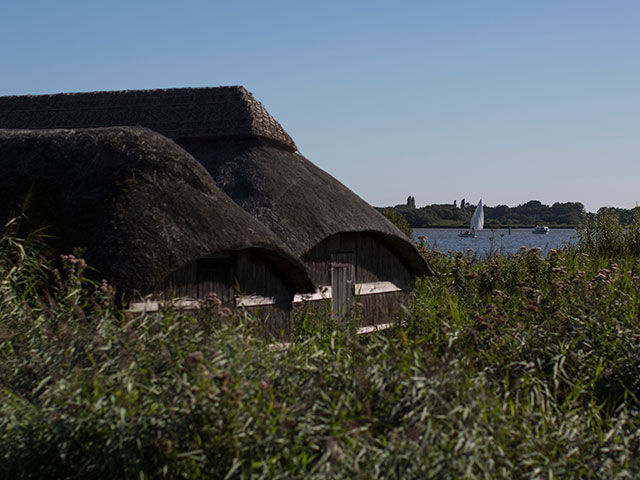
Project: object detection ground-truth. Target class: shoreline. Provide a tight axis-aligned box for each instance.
[411,224,579,229]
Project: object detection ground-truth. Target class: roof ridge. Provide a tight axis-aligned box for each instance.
[0,86,297,151]
[239,88,296,151]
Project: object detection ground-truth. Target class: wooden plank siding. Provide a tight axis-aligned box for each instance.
[301,233,414,286]
[358,290,411,326]
[142,233,416,334]
[235,250,293,339]
[235,251,291,302]
[155,250,294,339]
[300,233,415,326]
[197,256,233,301]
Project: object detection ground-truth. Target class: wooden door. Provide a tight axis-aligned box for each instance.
[330,252,355,318]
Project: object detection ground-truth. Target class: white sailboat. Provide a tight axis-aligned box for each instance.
[459,199,484,238]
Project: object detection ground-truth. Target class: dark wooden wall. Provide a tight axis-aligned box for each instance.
[157,250,293,339]
[300,233,415,325]
[235,250,293,339]
[358,291,411,326]
[301,233,413,286]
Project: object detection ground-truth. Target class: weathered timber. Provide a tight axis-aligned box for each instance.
[330,251,356,318]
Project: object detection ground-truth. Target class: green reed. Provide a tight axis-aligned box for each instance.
[1,214,640,479]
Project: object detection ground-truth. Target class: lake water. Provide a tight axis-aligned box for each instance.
[412,227,578,256]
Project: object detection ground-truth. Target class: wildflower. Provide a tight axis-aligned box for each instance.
[99,279,115,298]
[92,334,106,349]
[492,289,511,301]
[60,253,87,268]
[486,303,498,313]
[184,351,205,369]
[203,293,222,306]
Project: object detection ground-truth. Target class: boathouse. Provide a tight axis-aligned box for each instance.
[0,87,432,324]
[188,137,432,324]
[0,126,314,338]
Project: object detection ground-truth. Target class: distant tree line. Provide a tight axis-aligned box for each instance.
[594,206,640,225]
[376,199,617,228]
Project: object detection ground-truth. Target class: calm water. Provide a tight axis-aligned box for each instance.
[412,227,578,256]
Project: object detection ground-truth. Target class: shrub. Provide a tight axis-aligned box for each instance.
[379,208,413,239]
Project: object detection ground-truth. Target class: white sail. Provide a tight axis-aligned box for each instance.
[469,199,484,231]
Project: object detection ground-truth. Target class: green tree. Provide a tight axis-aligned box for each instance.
[380,208,413,238]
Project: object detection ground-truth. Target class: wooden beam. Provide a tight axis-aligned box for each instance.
[267,342,292,351]
[266,325,393,351]
[235,294,282,307]
[293,286,332,303]
[355,281,408,296]
[357,323,393,335]
[293,281,409,304]
[128,298,200,312]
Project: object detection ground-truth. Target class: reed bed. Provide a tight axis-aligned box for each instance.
[1,213,640,478]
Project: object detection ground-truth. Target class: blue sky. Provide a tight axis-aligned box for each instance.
[2,0,638,212]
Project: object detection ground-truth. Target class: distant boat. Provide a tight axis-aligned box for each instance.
[532,225,550,234]
[459,199,484,238]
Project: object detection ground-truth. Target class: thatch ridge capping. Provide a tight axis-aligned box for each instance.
[0,86,297,151]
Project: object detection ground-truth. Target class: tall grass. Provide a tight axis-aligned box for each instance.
[1,214,640,478]
[577,209,640,257]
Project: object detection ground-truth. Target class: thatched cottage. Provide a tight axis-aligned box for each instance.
[0,87,431,324]
[0,127,313,337]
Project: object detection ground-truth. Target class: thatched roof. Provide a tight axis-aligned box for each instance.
[183,138,432,277]
[0,87,296,151]
[0,127,313,295]
[0,86,430,276]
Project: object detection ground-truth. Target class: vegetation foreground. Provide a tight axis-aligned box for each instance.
[1,214,640,478]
